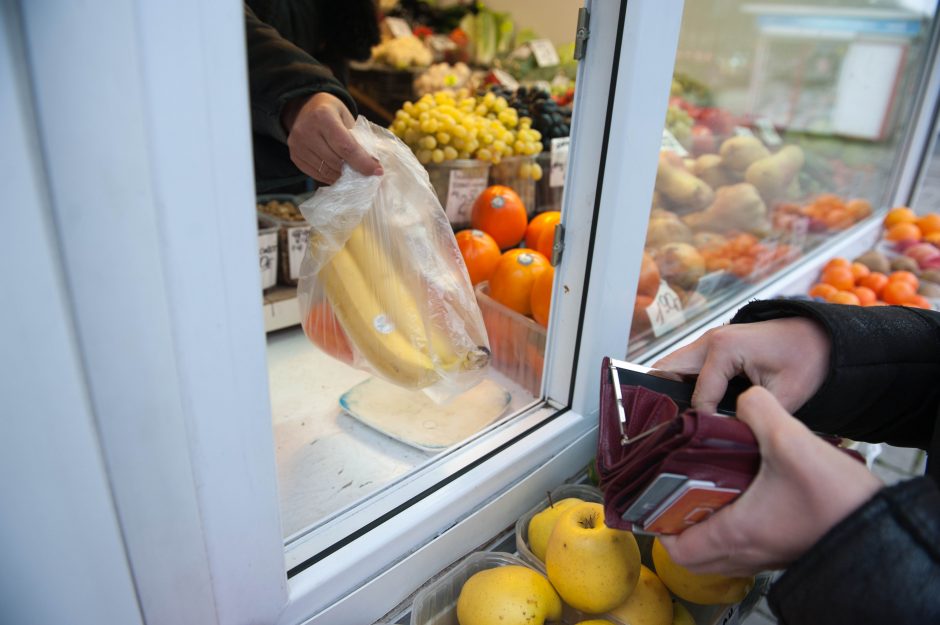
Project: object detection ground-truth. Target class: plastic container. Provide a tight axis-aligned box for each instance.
[425,159,491,230]
[475,281,546,396]
[257,194,308,286]
[257,220,278,291]
[489,155,537,218]
[535,151,564,214]
[515,483,605,573]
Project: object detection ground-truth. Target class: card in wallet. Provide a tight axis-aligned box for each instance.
[596,357,862,534]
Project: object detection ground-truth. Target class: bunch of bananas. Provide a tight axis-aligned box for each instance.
[317,223,490,389]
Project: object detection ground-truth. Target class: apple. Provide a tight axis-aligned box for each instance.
[651,538,752,606]
[545,502,641,614]
[456,565,562,625]
[608,565,674,625]
[671,601,697,625]
[904,242,940,269]
[527,497,583,562]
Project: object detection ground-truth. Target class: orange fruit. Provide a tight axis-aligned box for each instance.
[882,280,917,305]
[904,295,931,309]
[303,301,354,364]
[535,221,558,262]
[471,185,528,249]
[638,252,661,297]
[888,270,920,290]
[852,286,877,306]
[858,272,889,297]
[489,249,550,316]
[925,232,940,246]
[850,262,871,281]
[864,300,888,306]
[885,222,922,243]
[827,291,861,305]
[823,257,851,271]
[846,198,873,220]
[524,211,561,250]
[809,283,839,299]
[530,265,555,327]
[915,213,940,236]
[884,206,917,228]
[814,194,846,210]
[455,229,501,285]
[820,266,855,291]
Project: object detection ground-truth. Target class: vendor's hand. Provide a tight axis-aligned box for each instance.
[659,387,882,577]
[282,92,383,185]
[653,318,831,414]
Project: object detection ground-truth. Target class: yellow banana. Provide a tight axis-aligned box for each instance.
[320,244,438,388]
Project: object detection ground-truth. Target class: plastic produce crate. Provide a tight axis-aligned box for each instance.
[489,155,537,219]
[426,159,491,230]
[257,194,308,286]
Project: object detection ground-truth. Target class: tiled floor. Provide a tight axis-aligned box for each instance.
[741,140,938,625]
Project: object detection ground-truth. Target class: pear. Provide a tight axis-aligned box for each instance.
[651,538,753,606]
[608,565,673,625]
[545,501,641,614]
[527,497,583,561]
[456,565,562,625]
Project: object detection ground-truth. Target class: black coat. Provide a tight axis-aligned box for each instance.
[731,300,940,624]
[244,1,379,192]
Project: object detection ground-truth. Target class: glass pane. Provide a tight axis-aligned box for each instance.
[628,1,938,356]
[247,1,583,541]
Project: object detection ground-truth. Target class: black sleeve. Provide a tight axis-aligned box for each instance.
[768,477,940,624]
[731,299,940,451]
[244,4,357,144]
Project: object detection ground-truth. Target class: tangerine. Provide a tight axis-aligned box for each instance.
[525,211,561,250]
[632,295,654,336]
[915,213,940,236]
[858,272,889,297]
[883,206,917,228]
[904,295,932,309]
[846,198,873,220]
[850,262,871,281]
[530,265,555,327]
[882,280,917,305]
[888,270,920,290]
[489,249,550,316]
[885,222,922,243]
[809,283,839,300]
[852,286,877,306]
[820,266,855,291]
[303,301,354,364]
[455,229,501,285]
[827,291,861,305]
[471,185,528,249]
[638,252,662,297]
[823,257,851,271]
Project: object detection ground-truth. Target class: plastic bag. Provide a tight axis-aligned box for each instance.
[298,116,490,401]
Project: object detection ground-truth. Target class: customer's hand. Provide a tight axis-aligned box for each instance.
[282,92,383,185]
[659,387,882,576]
[653,318,831,414]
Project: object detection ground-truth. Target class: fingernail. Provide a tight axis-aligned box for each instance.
[373,166,384,176]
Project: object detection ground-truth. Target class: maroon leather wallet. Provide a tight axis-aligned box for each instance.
[597,357,860,532]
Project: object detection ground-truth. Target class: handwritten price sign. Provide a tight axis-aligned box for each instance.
[446,169,489,225]
[646,281,685,336]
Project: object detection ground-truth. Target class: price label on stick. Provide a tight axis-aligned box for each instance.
[550,137,570,188]
[646,281,686,337]
[446,169,488,225]
[529,39,560,67]
[661,129,688,157]
[385,17,412,39]
[287,226,310,281]
[491,68,519,91]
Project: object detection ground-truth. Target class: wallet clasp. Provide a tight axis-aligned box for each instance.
[610,361,673,446]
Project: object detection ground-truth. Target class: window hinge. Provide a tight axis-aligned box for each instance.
[574,7,590,61]
[551,223,566,267]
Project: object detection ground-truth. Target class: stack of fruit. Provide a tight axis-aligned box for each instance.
[485,85,571,152]
[880,206,940,252]
[808,257,932,308]
[454,491,753,625]
[391,89,543,168]
[773,194,873,234]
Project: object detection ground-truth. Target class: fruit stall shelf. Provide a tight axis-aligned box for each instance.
[263,285,301,333]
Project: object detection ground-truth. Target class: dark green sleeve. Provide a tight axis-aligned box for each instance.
[244,4,357,143]
[731,299,940,451]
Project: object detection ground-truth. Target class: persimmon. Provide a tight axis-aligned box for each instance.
[823,257,851,271]
[471,185,528,249]
[904,295,932,309]
[883,206,917,228]
[888,270,920,290]
[827,291,861,305]
[525,211,561,250]
[809,283,839,300]
[852,286,877,306]
[885,222,922,243]
[849,262,870,281]
[882,280,917,305]
[455,229,501,285]
[820,266,855,291]
[489,249,550,316]
[530,265,555,327]
[858,272,889,297]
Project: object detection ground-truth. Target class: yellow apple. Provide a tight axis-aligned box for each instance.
[456,565,562,625]
[671,600,697,625]
[575,621,616,625]
[545,501,641,613]
[527,497,583,561]
[608,565,673,625]
[651,538,753,605]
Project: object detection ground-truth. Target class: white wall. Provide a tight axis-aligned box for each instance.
[486,0,582,46]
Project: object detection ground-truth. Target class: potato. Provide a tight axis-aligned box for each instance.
[745,145,805,203]
[655,154,715,213]
[692,154,738,190]
[719,136,770,174]
[653,243,706,290]
[682,183,770,237]
[646,216,693,249]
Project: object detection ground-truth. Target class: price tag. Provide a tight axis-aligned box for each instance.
[385,17,412,39]
[733,126,756,138]
[446,169,489,225]
[645,281,686,337]
[258,231,278,290]
[660,129,689,157]
[529,39,560,67]
[550,137,570,188]
[491,68,519,91]
[754,118,782,147]
[286,225,310,281]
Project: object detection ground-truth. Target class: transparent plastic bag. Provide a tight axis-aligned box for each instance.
[298,116,490,401]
